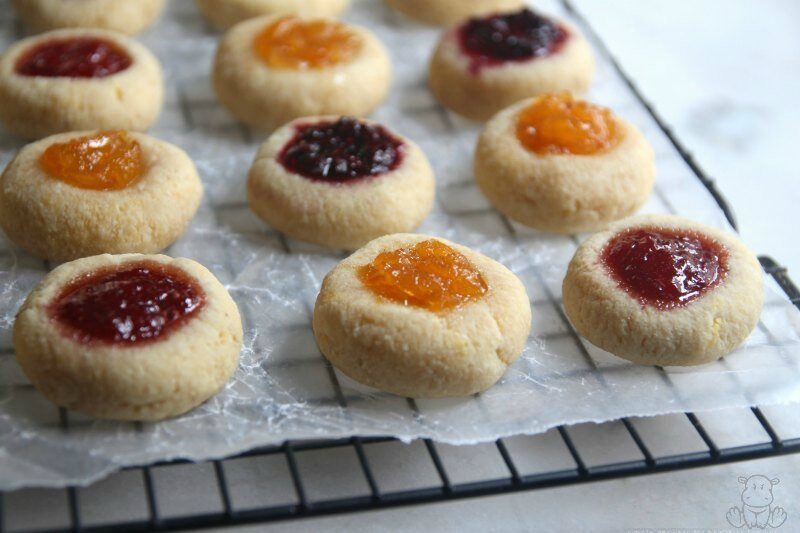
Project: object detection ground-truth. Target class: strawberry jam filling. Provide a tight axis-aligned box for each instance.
[458,8,568,74]
[16,37,132,78]
[601,228,728,309]
[278,117,404,182]
[51,262,205,346]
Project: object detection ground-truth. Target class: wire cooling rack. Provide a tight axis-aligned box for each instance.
[2,0,800,531]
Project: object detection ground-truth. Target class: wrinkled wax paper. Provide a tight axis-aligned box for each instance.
[1,0,799,490]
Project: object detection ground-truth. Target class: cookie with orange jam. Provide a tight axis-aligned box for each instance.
[195,0,350,30]
[429,8,594,121]
[313,234,531,397]
[13,253,242,420]
[11,0,165,36]
[0,130,202,261]
[213,14,391,131]
[247,116,434,249]
[475,93,656,234]
[0,29,163,140]
[563,215,763,366]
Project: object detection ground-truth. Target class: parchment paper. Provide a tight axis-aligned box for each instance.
[1,0,799,490]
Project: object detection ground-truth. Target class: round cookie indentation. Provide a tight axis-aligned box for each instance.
[562,215,764,366]
[279,116,404,182]
[247,116,434,249]
[13,254,243,420]
[253,16,362,70]
[15,36,132,78]
[602,227,728,310]
[0,130,202,261]
[459,8,568,74]
[52,260,205,345]
[39,130,144,191]
[313,233,532,397]
[474,96,655,234]
[358,239,488,312]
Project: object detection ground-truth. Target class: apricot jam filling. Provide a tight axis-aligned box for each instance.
[16,37,132,78]
[516,93,621,155]
[279,117,404,182]
[39,131,145,191]
[358,240,488,312]
[51,261,205,346]
[459,8,567,74]
[601,228,728,310]
[253,16,362,70]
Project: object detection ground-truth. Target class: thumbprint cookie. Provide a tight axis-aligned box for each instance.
[13,254,243,421]
[429,8,594,121]
[247,116,434,249]
[0,29,163,140]
[563,215,764,366]
[0,130,203,261]
[313,234,531,397]
[213,15,391,132]
[475,93,655,234]
[196,0,350,30]
[385,0,524,26]
[11,0,165,36]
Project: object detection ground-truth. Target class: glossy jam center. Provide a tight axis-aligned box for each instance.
[279,117,404,182]
[253,16,361,70]
[516,92,621,155]
[358,240,488,312]
[39,131,145,191]
[16,37,132,78]
[51,261,205,346]
[459,8,567,74]
[601,228,728,309]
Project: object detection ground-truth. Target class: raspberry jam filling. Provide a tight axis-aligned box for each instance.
[358,239,488,312]
[458,8,568,74]
[253,16,361,70]
[51,262,205,346]
[39,131,144,191]
[516,92,621,155]
[278,117,404,182]
[15,37,132,78]
[601,228,728,309]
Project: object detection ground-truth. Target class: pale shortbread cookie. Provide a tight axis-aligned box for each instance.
[313,234,532,397]
[0,29,163,140]
[385,0,524,26]
[11,0,165,35]
[196,0,350,29]
[563,215,764,366]
[475,97,655,234]
[13,254,243,421]
[213,15,391,132]
[0,131,203,261]
[429,19,594,121]
[247,116,435,250]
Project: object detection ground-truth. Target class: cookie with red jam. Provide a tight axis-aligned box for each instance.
[213,14,390,132]
[563,215,764,366]
[313,234,531,397]
[429,8,594,121]
[0,29,163,139]
[247,116,434,249]
[475,93,655,234]
[13,254,243,421]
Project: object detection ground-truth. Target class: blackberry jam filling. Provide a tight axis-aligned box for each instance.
[458,8,568,74]
[279,117,404,182]
[601,228,728,310]
[16,37,132,78]
[51,261,205,345]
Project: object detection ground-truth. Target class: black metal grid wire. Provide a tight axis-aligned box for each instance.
[2,1,800,531]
